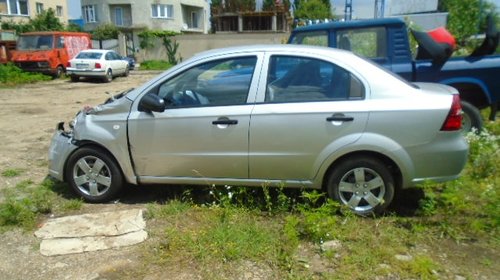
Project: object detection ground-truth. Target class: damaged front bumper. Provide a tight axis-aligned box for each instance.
[48,122,78,181]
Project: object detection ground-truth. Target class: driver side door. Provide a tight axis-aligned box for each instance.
[128,55,262,180]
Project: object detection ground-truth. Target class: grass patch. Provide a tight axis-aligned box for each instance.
[1,168,23,177]
[0,63,51,87]
[0,178,82,231]
[139,60,172,70]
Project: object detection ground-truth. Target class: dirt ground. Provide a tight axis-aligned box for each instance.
[0,72,498,280]
[0,72,162,280]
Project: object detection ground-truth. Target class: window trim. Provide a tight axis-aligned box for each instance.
[82,5,97,23]
[36,2,43,15]
[151,4,173,19]
[1,0,29,16]
[56,5,62,17]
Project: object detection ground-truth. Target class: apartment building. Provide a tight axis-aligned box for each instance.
[81,0,209,55]
[0,0,68,24]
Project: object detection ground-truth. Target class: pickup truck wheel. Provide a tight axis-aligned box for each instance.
[461,101,483,133]
[104,69,113,83]
[65,147,123,203]
[326,156,395,215]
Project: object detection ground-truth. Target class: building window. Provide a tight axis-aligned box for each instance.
[191,12,198,28]
[56,5,62,17]
[82,5,97,23]
[114,7,123,26]
[151,4,173,19]
[0,0,29,15]
[36,2,43,14]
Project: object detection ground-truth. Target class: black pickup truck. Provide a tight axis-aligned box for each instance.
[288,17,500,131]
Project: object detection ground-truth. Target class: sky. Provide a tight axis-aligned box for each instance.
[66,0,500,20]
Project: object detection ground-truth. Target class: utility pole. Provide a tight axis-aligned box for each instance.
[344,0,353,21]
[375,0,385,18]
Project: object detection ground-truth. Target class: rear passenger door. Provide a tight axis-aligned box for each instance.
[249,55,369,181]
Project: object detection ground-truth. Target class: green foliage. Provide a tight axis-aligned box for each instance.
[92,23,119,40]
[138,30,181,65]
[0,63,51,86]
[139,60,173,70]
[1,168,23,177]
[439,0,499,47]
[1,8,64,33]
[294,0,332,19]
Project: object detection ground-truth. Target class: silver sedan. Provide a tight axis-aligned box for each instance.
[48,45,468,215]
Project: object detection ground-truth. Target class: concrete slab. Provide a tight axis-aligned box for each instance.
[35,209,148,256]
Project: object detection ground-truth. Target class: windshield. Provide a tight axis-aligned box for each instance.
[17,35,54,50]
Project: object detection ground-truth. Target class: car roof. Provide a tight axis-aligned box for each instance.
[191,44,354,60]
[79,49,112,53]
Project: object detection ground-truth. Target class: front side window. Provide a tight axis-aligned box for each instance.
[336,27,387,59]
[154,56,257,108]
[289,31,328,47]
[265,56,364,103]
[151,4,173,19]
[82,5,97,23]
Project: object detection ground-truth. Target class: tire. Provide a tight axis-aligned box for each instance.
[103,69,113,83]
[461,101,483,133]
[53,66,64,79]
[326,156,395,215]
[70,75,79,82]
[123,66,130,77]
[65,147,123,203]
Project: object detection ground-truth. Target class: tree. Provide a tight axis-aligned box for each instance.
[439,0,498,46]
[30,8,64,31]
[294,0,332,20]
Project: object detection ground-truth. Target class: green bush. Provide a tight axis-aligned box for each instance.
[139,60,173,70]
[0,63,51,86]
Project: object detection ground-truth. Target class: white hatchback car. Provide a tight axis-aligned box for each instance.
[66,49,129,82]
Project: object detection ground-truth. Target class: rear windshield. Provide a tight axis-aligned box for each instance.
[76,52,103,59]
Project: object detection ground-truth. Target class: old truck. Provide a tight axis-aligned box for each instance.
[11,31,91,78]
[288,17,500,131]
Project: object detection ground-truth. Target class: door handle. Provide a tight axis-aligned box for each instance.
[326,114,354,122]
[212,119,238,125]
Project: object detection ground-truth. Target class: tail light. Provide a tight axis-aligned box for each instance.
[95,62,102,69]
[441,94,462,131]
[66,62,71,67]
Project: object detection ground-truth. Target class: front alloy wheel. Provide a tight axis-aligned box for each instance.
[65,147,123,202]
[327,157,395,215]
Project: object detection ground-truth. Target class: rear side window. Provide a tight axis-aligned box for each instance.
[336,27,387,59]
[265,55,364,103]
[155,56,257,108]
[289,31,328,47]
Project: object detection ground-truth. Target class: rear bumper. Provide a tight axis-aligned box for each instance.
[408,132,468,186]
[66,67,106,77]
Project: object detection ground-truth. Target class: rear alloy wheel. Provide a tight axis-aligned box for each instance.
[65,147,123,203]
[104,69,113,83]
[460,101,482,133]
[327,157,395,215]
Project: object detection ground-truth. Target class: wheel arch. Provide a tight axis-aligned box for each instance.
[321,150,403,193]
[440,78,491,109]
[63,141,125,183]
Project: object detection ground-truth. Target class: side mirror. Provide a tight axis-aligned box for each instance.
[138,93,165,113]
